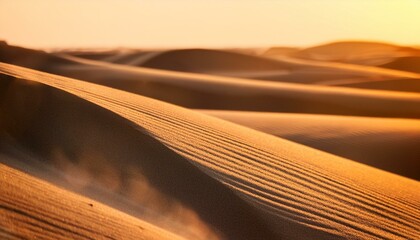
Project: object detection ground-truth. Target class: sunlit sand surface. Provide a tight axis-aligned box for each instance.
[1,41,419,239]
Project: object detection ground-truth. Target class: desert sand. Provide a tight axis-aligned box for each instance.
[0,163,184,240]
[0,41,419,239]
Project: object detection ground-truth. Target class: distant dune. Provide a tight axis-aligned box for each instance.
[334,78,420,93]
[288,41,420,64]
[1,41,419,239]
[262,46,301,57]
[139,49,294,72]
[379,56,420,73]
[3,43,420,118]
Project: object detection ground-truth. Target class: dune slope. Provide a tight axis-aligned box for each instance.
[332,78,420,93]
[139,49,294,72]
[0,163,184,240]
[289,41,420,63]
[0,76,274,240]
[379,56,420,73]
[201,111,420,180]
[1,62,419,240]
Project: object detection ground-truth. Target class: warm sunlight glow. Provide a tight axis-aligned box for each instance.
[1,1,420,239]
[1,0,420,48]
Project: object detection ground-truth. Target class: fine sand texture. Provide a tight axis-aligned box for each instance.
[1,41,420,239]
[0,163,184,240]
[1,62,419,240]
[200,111,420,180]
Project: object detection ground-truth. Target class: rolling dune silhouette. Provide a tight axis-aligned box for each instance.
[1,41,419,239]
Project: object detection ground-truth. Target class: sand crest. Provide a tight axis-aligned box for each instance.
[1,62,419,239]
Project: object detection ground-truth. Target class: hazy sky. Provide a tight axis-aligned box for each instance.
[1,0,419,49]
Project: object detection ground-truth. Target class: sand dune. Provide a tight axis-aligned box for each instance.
[55,49,140,62]
[138,49,294,72]
[55,55,420,118]
[262,47,301,57]
[1,62,419,239]
[0,75,273,240]
[60,48,299,82]
[266,53,420,80]
[61,48,293,71]
[4,42,419,88]
[53,43,420,88]
[379,56,420,73]
[1,40,420,240]
[1,43,418,118]
[59,47,393,85]
[62,49,383,85]
[60,45,420,84]
[0,163,184,240]
[0,41,74,71]
[200,111,420,180]
[288,41,420,64]
[334,78,420,93]
[102,51,161,66]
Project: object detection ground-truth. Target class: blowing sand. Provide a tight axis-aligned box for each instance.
[0,163,184,240]
[0,41,419,239]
